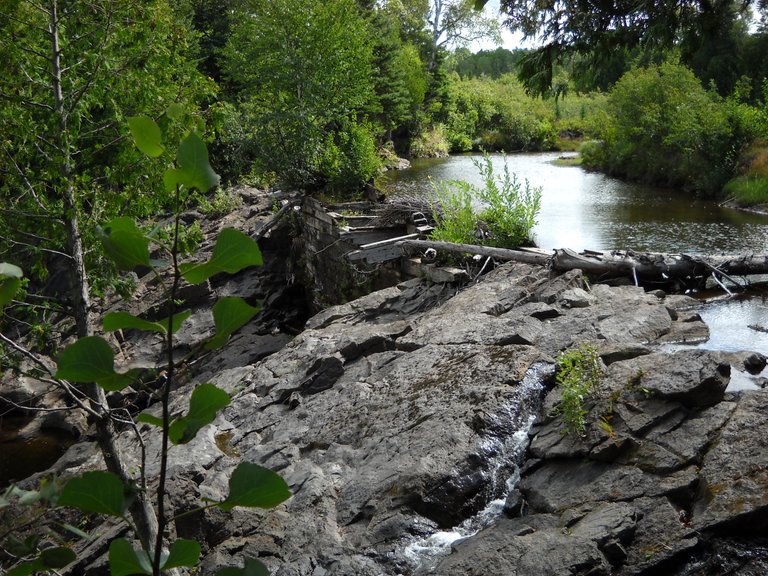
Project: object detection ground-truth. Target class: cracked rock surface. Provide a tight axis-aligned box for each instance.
[18,256,768,575]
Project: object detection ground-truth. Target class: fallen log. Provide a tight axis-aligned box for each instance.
[397,239,552,267]
[397,239,768,286]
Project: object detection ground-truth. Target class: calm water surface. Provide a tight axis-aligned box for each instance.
[382,152,768,357]
[381,152,768,254]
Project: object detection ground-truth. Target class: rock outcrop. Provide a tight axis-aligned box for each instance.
[10,254,768,575]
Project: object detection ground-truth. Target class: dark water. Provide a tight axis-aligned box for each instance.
[381,152,768,253]
[0,414,73,487]
[382,152,768,356]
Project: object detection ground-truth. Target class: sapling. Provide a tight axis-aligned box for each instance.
[0,117,290,575]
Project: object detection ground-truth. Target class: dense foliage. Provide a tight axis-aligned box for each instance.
[0,0,213,293]
[581,62,767,195]
[220,0,379,194]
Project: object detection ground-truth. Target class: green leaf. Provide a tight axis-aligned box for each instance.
[109,539,152,576]
[103,310,192,335]
[55,336,134,391]
[0,262,23,311]
[163,167,186,194]
[6,563,34,576]
[4,534,39,557]
[168,383,230,445]
[161,539,201,570]
[128,116,164,157]
[99,217,151,271]
[473,0,489,9]
[163,132,219,193]
[0,262,23,279]
[166,103,185,120]
[1,485,38,508]
[216,557,271,576]
[180,228,263,284]
[58,471,127,517]
[39,547,77,569]
[62,523,91,540]
[136,412,164,428]
[217,462,291,512]
[206,297,259,350]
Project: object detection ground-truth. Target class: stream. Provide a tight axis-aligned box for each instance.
[383,152,768,570]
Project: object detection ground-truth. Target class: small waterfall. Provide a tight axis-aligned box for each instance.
[400,361,553,572]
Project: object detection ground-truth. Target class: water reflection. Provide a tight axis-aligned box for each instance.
[382,152,768,355]
[381,153,768,253]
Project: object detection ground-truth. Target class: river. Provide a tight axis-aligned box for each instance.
[381,152,768,357]
[380,152,768,254]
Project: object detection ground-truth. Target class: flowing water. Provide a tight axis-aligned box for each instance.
[399,363,551,573]
[383,152,768,567]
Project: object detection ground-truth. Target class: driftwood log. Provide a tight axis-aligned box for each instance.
[397,239,768,287]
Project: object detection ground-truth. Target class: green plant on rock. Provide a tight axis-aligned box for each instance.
[555,343,603,436]
[0,118,289,575]
[430,153,541,249]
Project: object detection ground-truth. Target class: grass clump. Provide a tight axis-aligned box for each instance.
[430,154,541,249]
[723,139,768,206]
[555,343,603,436]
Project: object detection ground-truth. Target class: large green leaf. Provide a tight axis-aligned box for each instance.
[161,539,201,570]
[2,548,73,576]
[177,132,220,192]
[136,412,164,428]
[103,310,192,335]
[39,547,77,569]
[206,297,260,350]
[59,471,127,517]
[217,462,291,512]
[99,217,151,271]
[0,262,23,311]
[6,563,34,576]
[216,558,271,576]
[0,263,23,278]
[108,539,152,576]
[163,132,219,193]
[54,336,134,391]
[168,383,231,445]
[127,116,164,158]
[180,228,263,285]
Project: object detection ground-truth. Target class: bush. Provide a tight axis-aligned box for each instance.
[322,122,382,199]
[556,343,603,436]
[430,154,541,249]
[592,61,765,196]
[410,124,451,158]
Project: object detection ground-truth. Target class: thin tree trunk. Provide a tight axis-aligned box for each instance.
[48,0,159,555]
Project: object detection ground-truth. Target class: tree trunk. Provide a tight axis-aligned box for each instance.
[398,239,768,285]
[48,0,159,555]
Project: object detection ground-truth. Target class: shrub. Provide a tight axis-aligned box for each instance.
[430,154,541,249]
[410,124,451,158]
[592,61,764,196]
[556,343,603,436]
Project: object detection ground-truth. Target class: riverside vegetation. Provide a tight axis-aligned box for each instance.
[430,154,541,249]
[0,118,289,575]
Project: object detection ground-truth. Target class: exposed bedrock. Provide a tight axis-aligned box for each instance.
[27,260,768,575]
